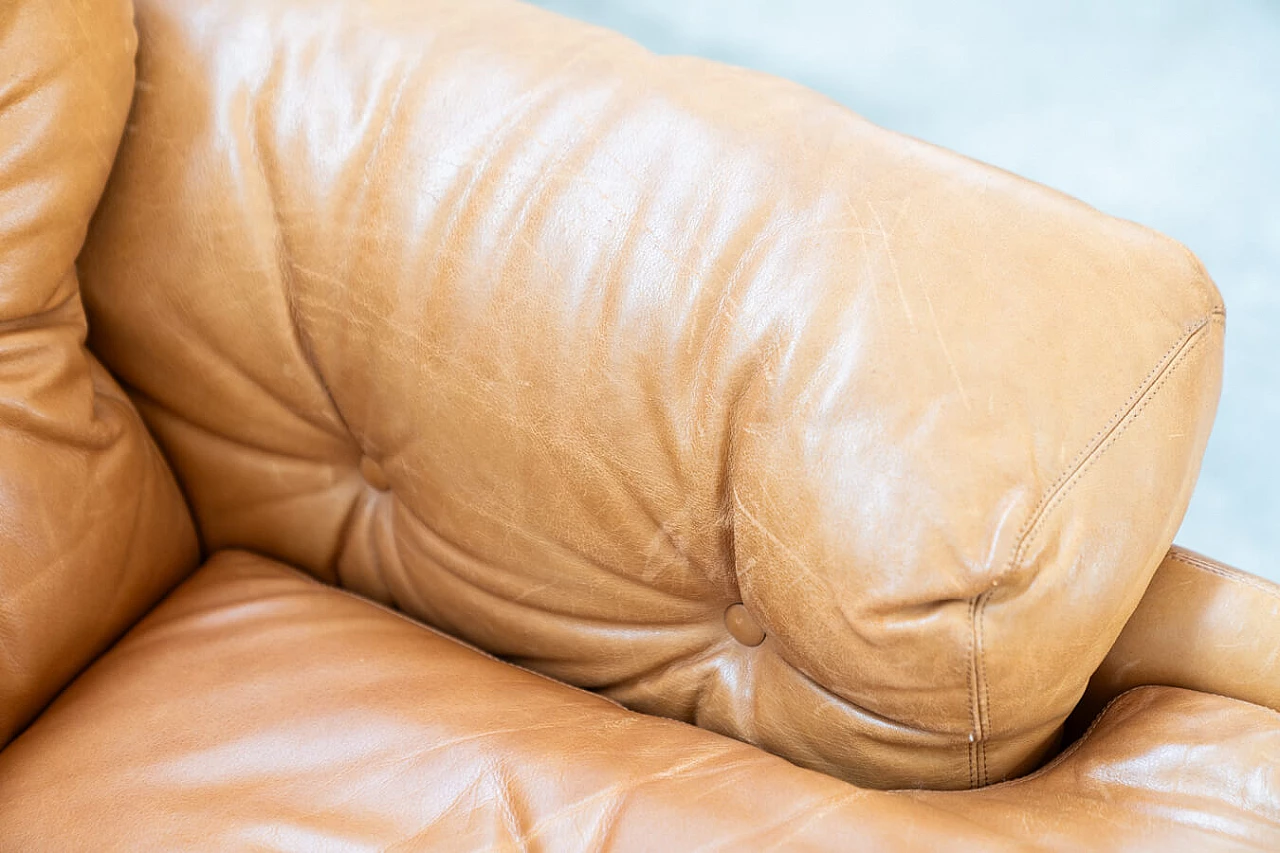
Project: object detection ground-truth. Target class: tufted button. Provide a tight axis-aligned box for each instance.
[724,603,765,647]
[358,456,391,492]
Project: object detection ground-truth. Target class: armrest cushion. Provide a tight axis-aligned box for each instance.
[1077,546,1280,725]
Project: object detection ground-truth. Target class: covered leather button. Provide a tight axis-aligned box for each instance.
[358,456,391,491]
[724,603,765,647]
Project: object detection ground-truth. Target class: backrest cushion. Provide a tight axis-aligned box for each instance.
[80,0,1223,788]
[0,0,197,745]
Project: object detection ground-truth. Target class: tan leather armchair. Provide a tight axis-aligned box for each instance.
[1,0,1277,849]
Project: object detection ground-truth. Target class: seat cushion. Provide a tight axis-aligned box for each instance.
[78,0,1223,790]
[0,551,975,851]
[1,551,1277,852]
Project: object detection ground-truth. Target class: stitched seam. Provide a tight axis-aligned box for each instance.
[929,685,1140,798]
[975,592,989,786]
[1007,311,1221,565]
[1169,551,1280,600]
[970,311,1221,787]
[1008,319,1215,565]
[922,683,1280,800]
[966,595,978,789]
[967,736,974,790]
[979,318,1215,782]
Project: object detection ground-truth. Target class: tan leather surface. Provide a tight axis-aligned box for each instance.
[0,0,198,745]
[75,0,1224,789]
[1078,546,1280,725]
[912,685,1280,852]
[0,551,1275,852]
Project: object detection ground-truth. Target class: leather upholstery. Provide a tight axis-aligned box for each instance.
[1,550,1276,852]
[0,0,197,745]
[1078,546,1280,724]
[2,0,1277,847]
[78,0,1221,790]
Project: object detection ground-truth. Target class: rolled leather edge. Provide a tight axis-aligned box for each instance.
[1071,545,1280,734]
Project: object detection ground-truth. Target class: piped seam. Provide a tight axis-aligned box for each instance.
[969,308,1222,787]
[1169,551,1280,601]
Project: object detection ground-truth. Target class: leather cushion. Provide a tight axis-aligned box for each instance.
[1079,546,1280,725]
[0,0,196,745]
[1,550,1276,851]
[79,0,1223,787]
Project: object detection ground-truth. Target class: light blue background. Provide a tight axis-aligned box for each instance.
[531,0,1280,582]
